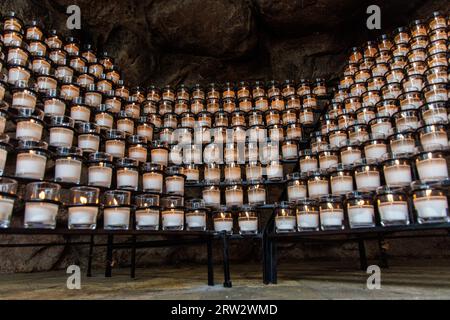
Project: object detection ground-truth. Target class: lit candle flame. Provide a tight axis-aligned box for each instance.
[80,196,88,205]
[426,189,432,197]
[387,194,394,203]
[38,191,46,200]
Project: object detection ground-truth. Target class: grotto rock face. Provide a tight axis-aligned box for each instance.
[0,0,450,272]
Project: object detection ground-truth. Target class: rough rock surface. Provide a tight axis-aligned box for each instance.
[0,0,449,272]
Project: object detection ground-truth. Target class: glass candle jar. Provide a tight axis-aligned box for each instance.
[0,178,18,228]
[412,182,449,224]
[329,165,354,195]
[368,116,393,138]
[423,83,447,103]
[94,104,114,129]
[266,160,284,181]
[190,98,205,114]
[339,142,362,166]
[14,107,45,141]
[299,150,318,173]
[213,207,233,234]
[127,135,148,163]
[165,166,186,196]
[117,111,135,135]
[420,102,448,125]
[7,63,31,85]
[77,122,100,153]
[150,141,169,167]
[88,152,113,188]
[182,164,200,183]
[348,123,369,144]
[287,173,307,202]
[295,199,319,232]
[354,160,381,191]
[328,129,348,149]
[214,111,229,127]
[24,182,61,229]
[185,199,207,231]
[282,140,298,160]
[382,154,413,187]
[275,202,296,233]
[142,163,164,193]
[194,126,212,145]
[346,191,376,228]
[318,149,339,170]
[388,131,417,154]
[319,195,345,230]
[161,196,184,231]
[49,116,75,147]
[70,99,91,123]
[116,158,139,191]
[246,161,263,183]
[238,205,259,235]
[15,140,49,180]
[104,129,126,158]
[159,127,174,144]
[203,184,221,209]
[417,124,449,151]
[376,99,399,116]
[307,171,330,199]
[298,107,315,125]
[67,186,100,229]
[254,96,269,112]
[204,163,221,184]
[247,183,266,205]
[394,109,421,132]
[415,149,449,182]
[265,110,281,126]
[103,190,131,230]
[54,147,83,184]
[376,186,410,226]
[135,193,160,230]
[225,184,244,208]
[0,134,11,175]
[286,123,302,140]
[11,84,37,108]
[310,132,328,153]
[363,138,388,160]
[224,162,242,182]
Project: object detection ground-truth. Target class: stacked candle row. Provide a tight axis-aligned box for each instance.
[0,179,260,234]
[274,183,449,233]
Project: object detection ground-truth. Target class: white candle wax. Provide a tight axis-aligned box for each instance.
[320,209,344,229]
[54,158,82,183]
[0,148,7,174]
[143,172,163,192]
[348,205,375,227]
[214,219,233,232]
[319,155,338,170]
[166,176,185,195]
[0,198,15,227]
[15,153,47,179]
[414,196,449,220]
[267,163,283,180]
[275,216,296,232]
[117,121,134,135]
[186,213,206,229]
[225,166,241,181]
[104,207,130,229]
[16,121,43,141]
[341,150,362,166]
[70,106,91,122]
[24,202,59,228]
[239,219,258,232]
[297,212,319,230]
[105,140,125,158]
[136,209,159,229]
[329,133,347,148]
[95,114,114,128]
[390,139,416,154]
[88,166,112,187]
[396,117,419,132]
[226,190,244,207]
[0,116,6,133]
[49,127,74,147]
[364,144,387,160]
[12,92,36,108]
[246,166,262,181]
[184,169,199,182]
[44,100,65,116]
[416,158,449,181]
[137,126,153,140]
[288,183,307,201]
[384,164,412,186]
[128,146,147,163]
[355,171,380,191]
[203,190,221,208]
[248,189,266,205]
[422,109,447,125]
[78,134,100,152]
[371,122,392,137]
[162,211,184,229]
[331,176,353,195]
[68,206,98,228]
[205,168,220,182]
[151,149,168,166]
[420,132,449,151]
[378,201,409,225]
[117,169,139,189]
[308,180,329,198]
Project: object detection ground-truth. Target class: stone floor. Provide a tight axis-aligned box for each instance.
[0,259,449,299]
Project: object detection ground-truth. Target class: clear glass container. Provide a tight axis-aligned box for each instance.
[15,140,49,180]
[54,146,83,184]
[376,186,410,226]
[103,190,131,230]
[412,182,449,224]
[238,205,258,235]
[275,202,296,233]
[307,170,330,199]
[0,178,18,228]
[67,186,100,229]
[185,199,207,231]
[225,184,244,208]
[165,166,186,196]
[24,182,60,229]
[213,207,233,234]
[87,152,113,188]
[295,199,319,232]
[319,195,345,230]
[135,193,160,230]
[287,173,307,202]
[247,183,266,205]
[161,196,184,231]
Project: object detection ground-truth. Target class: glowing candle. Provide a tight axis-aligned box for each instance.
[24,182,60,229]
